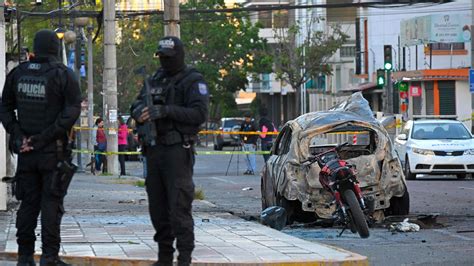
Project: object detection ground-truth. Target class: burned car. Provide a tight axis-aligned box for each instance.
[261,93,409,224]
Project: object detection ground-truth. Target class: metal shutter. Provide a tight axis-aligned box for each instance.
[438,81,456,115]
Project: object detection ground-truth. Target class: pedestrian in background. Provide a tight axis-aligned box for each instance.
[95,118,107,173]
[118,116,128,176]
[130,36,209,265]
[258,107,276,163]
[240,112,258,175]
[0,29,81,266]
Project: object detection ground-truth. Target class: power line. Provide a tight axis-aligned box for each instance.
[15,1,436,18]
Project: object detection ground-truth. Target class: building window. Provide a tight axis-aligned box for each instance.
[258,9,288,28]
[258,11,272,28]
[431,42,465,50]
[340,46,356,58]
[273,10,289,28]
[262,73,270,91]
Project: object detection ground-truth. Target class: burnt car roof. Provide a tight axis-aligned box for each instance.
[294,92,379,131]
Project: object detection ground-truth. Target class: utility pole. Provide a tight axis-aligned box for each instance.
[387,70,393,114]
[0,2,8,210]
[103,0,118,175]
[74,30,83,172]
[87,25,94,166]
[164,0,180,37]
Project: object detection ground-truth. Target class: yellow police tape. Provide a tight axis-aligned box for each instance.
[73,149,271,155]
[73,127,278,135]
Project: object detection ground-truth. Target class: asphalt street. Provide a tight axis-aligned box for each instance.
[114,147,474,265]
[189,147,474,266]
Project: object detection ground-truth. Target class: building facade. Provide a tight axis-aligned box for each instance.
[363,0,472,129]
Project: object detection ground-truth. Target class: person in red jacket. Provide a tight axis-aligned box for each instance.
[95,118,107,172]
[118,116,128,176]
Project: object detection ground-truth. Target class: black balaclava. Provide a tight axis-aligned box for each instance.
[33,29,60,60]
[157,36,185,75]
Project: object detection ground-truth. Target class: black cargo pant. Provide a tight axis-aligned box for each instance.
[145,143,195,265]
[15,151,64,262]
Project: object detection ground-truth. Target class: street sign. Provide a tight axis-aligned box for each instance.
[398,81,408,92]
[470,69,474,93]
[400,91,408,99]
[410,85,422,97]
[400,103,408,112]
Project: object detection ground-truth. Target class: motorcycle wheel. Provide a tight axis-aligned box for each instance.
[343,190,370,238]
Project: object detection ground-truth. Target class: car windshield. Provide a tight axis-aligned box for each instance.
[223,119,243,128]
[412,122,472,140]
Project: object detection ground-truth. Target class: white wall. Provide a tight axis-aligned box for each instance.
[364,0,472,77]
[456,81,472,130]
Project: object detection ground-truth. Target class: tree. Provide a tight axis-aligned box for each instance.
[180,0,272,119]
[271,17,348,117]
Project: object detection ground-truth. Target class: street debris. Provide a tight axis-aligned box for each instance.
[261,206,287,231]
[242,187,253,191]
[384,214,443,229]
[118,200,135,204]
[389,218,420,232]
[202,218,210,222]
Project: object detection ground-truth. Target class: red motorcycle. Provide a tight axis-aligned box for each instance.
[304,142,372,238]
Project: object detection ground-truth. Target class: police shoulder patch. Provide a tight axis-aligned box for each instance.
[198,83,208,95]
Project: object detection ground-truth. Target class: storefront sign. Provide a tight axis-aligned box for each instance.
[470,69,474,93]
[410,85,422,97]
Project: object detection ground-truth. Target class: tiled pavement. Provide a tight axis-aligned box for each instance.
[0,212,368,265]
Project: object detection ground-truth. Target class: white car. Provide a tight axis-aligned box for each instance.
[394,118,474,180]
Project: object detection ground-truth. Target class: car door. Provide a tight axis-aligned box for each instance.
[262,126,287,206]
[394,121,412,163]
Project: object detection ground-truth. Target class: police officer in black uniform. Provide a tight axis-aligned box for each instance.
[130,36,209,266]
[0,29,81,266]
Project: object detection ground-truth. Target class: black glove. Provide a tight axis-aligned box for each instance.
[131,102,146,122]
[148,105,168,120]
[28,135,48,151]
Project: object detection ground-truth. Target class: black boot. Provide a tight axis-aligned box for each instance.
[39,256,71,266]
[17,254,35,266]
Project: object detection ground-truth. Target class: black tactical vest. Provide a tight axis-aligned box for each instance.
[15,61,65,136]
[150,67,203,136]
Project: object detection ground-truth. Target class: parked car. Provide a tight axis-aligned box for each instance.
[261,93,409,224]
[394,117,474,180]
[213,117,245,150]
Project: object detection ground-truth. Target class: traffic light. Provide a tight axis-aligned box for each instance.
[398,81,408,92]
[376,69,385,86]
[384,45,392,71]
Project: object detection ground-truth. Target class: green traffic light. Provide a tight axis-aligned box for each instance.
[384,62,392,70]
[377,77,385,85]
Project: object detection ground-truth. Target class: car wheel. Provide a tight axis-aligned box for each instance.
[456,174,467,179]
[385,184,410,216]
[405,157,416,180]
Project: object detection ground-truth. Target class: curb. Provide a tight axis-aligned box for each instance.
[0,251,368,266]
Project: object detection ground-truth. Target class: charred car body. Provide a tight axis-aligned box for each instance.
[261,93,409,224]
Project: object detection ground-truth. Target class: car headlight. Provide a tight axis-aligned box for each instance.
[464,149,474,155]
[412,148,435,155]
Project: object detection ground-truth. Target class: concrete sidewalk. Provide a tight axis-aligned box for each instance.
[0,211,367,265]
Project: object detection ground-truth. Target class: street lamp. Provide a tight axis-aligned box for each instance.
[54,27,65,40]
